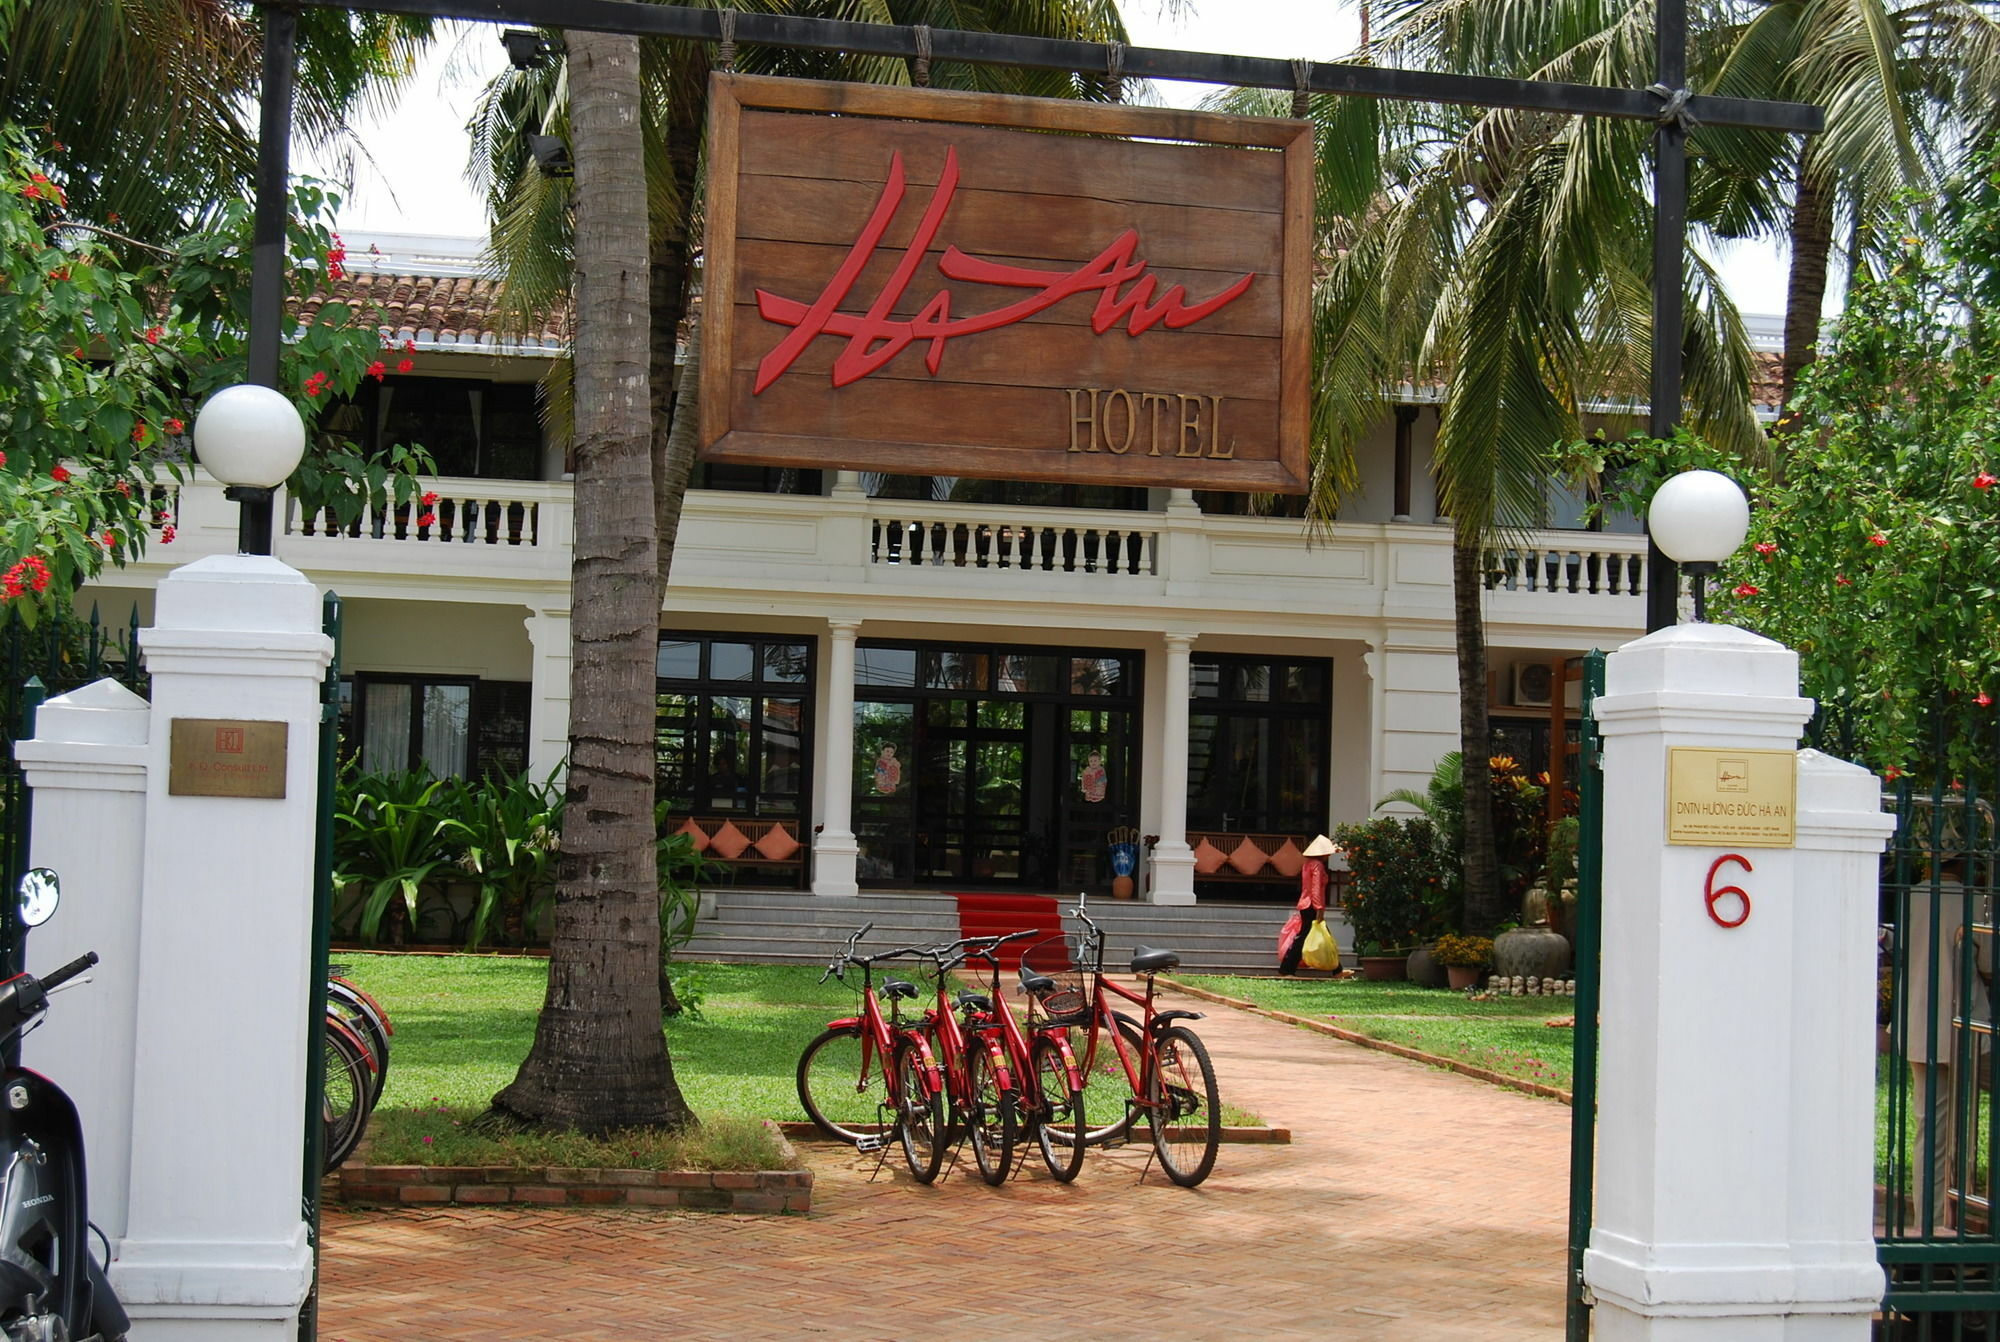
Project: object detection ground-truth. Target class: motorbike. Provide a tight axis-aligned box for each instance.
[0,868,126,1342]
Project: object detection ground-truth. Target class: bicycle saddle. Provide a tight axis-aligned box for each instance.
[881,978,919,1000]
[1019,969,1058,995]
[1130,946,1180,974]
[956,989,991,1012]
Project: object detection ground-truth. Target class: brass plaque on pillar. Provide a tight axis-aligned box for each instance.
[1666,747,1796,848]
[168,719,288,799]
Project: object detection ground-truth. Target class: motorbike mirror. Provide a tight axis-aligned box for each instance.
[17,868,58,928]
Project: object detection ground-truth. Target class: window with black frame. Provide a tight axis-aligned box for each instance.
[655,633,814,822]
[1186,654,1330,835]
[343,675,531,780]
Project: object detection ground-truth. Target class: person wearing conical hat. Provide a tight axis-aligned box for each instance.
[1277,834,1339,975]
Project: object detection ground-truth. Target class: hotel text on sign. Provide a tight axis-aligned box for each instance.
[168,719,288,799]
[1666,747,1797,849]
[700,75,1313,493]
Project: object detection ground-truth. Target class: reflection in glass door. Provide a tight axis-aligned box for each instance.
[853,642,1138,889]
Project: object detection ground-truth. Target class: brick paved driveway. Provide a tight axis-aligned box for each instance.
[319,984,1571,1341]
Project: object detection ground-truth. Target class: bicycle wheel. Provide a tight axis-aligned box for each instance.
[1031,1037,1085,1183]
[962,1038,1016,1186]
[1148,1025,1221,1188]
[892,1039,946,1185]
[327,980,391,1107]
[321,1021,373,1173]
[1068,1016,1146,1147]
[796,1026,879,1145]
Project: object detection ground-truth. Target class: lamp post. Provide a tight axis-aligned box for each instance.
[191,384,307,557]
[1646,469,1749,622]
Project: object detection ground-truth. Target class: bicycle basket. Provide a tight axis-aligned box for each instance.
[1021,935,1090,1025]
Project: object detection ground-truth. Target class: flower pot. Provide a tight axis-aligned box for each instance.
[1111,875,1135,899]
[1358,954,1408,982]
[1446,964,1484,991]
[1493,925,1571,979]
[1406,943,1448,988]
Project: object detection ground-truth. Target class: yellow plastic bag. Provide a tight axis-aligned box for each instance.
[1301,918,1341,971]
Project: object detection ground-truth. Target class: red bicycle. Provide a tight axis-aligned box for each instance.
[908,936,1017,1185]
[960,930,1088,1183]
[1024,892,1222,1186]
[795,924,949,1184]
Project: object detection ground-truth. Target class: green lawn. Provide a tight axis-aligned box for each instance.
[335,953,858,1127]
[1177,974,1578,1092]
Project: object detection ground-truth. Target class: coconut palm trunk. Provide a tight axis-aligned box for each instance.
[1452,527,1506,933]
[490,27,693,1134]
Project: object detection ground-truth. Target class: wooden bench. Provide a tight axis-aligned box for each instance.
[668,816,810,890]
[1152,831,1352,902]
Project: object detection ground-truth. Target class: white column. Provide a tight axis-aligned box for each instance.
[1150,632,1196,905]
[522,606,571,781]
[15,679,151,1245]
[1583,623,1892,1341]
[117,554,334,1341]
[812,618,860,897]
[830,470,865,497]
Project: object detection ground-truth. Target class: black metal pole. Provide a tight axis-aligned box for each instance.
[1645,0,1688,633]
[244,6,298,557]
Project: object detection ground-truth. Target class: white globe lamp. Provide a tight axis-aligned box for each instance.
[1648,469,1750,621]
[193,384,307,555]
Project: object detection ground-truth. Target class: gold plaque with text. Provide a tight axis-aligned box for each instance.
[1666,747,1796,848]
[168,719,288,799]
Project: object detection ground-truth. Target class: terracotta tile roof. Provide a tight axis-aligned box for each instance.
[289,268,570,354]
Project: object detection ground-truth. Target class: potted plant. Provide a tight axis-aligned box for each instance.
[1334,816,1446,981]
[1430,933,1494,990]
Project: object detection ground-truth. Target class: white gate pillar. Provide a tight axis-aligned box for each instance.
[1583,622,1892,1340]
[812,617,861,897]
[1150,632,1196,905]
[115,554,333,1341]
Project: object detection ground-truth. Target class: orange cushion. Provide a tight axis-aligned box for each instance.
[753,823,801,862]
[708,820,752,861]
[673,818,710,853]
[1267,838,1305,878]
[1191,839,1227,875]
[1226,835,1268,877]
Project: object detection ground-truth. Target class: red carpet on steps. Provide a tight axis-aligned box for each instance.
[950,893,1065,969]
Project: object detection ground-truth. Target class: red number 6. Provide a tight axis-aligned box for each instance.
[1704,853,1753,928]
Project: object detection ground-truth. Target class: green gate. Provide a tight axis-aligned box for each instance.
[1565,650,1605,1341]
[298,591,341,1342]
[1876,706,2000,1337]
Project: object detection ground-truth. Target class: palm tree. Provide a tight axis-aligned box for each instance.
[475,0,1133,1132]
[487,26,688,1133]
[0,1,431,243]
[1223,0,1763,933]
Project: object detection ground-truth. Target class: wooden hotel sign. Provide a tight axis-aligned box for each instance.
[700,75,1313,492]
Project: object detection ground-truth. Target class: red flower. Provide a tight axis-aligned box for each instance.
[303,370,330,399]
[417,512,437,528]
[367,360,387,383]
[1731,584,1760,597]
[1980,693,1994,708]
[403,339,416,353]
[100,531,116,549]
[114,480,131,496]
[1869,532,1887,546]
[396,358,414,374]
[131,423,148,443]
[1753,541,1778,557]
[48,266,67,282]
[1835,574,1852,587]
[160,525,176,545]
[1885,765,1903,781]
[49,465,70,484]
[1976,472,1999,490]
[164,417,183,435]
[420,491,439,506]
[143,326,162,345]
[21,184,39,199]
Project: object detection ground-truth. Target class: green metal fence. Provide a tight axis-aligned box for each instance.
[1877,705,2000,1337]
[298,591,342,1342]
[1565,650,1605,1341]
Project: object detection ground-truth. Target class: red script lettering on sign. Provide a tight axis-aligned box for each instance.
[752,148,1256,393]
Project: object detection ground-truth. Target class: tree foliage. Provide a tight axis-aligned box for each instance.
[0,122,430,621]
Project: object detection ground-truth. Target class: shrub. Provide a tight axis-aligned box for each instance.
[1334,816,1448,953]
[1430,933,1494,968]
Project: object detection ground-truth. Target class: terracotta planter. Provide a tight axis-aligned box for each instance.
[1446,964,1484,991]
[1358,955,1408,982]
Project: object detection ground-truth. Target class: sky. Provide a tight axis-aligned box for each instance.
[299,6,1793,318]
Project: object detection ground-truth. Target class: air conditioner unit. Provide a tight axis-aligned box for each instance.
[1513,661,1580,709]
[1513,661,1555,708]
